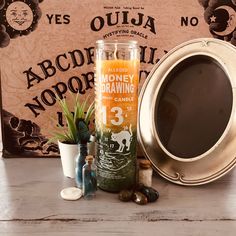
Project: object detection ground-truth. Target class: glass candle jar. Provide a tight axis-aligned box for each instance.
[95,40,140,192]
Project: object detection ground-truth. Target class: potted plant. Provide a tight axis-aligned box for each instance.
[49,94,94,178]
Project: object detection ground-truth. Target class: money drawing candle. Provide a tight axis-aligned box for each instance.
[95,40,140,192]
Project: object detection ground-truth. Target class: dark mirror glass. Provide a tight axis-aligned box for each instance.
[156,55,232,158]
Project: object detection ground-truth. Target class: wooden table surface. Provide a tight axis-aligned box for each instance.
[0,157,236,236]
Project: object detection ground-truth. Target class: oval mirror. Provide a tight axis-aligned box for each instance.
[138,38,236,185]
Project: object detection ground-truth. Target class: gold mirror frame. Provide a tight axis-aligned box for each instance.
[138,38,236,186]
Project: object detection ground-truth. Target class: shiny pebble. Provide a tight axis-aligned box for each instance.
[133,191,148,205]
[139,186,159,203]
[60,187,82,201]
[119,189,133,202]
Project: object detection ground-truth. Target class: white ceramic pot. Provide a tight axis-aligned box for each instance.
[58,136,96,178]
[58,141,78,178]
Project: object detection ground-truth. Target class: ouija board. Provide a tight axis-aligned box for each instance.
[0,0,235,157]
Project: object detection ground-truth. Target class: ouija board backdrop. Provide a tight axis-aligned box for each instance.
[0,0,235,157]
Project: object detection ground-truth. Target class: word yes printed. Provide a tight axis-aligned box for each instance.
[46,14,70,24]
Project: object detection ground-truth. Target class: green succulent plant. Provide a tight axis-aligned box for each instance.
[48,93,94,144]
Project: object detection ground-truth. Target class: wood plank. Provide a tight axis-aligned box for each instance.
[0,221,235,236]
[0,158,236,222]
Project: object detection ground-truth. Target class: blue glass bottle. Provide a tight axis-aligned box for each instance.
[82,155,97,200]
[75,143,88,189]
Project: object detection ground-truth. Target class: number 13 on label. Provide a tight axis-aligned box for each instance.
[102,106,124,125]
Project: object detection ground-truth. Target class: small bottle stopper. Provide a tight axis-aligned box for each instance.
[82,155,97,200]
[138,159,153,187]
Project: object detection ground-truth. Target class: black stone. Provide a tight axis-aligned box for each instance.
[139,186,159,203]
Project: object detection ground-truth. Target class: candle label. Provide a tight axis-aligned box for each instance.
[95,59,139,191]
